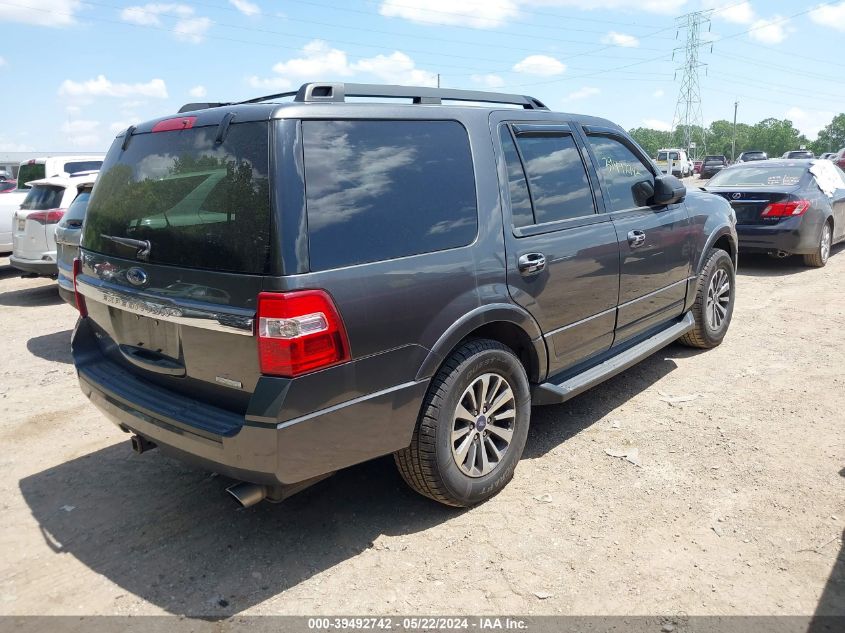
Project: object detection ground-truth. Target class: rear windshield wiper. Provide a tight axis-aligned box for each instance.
[100,234,152,261]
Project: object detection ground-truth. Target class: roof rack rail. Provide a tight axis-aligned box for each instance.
[178,83,548,112]
[286,83,548,109]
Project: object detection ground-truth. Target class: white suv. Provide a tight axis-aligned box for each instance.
[10,172,98,276]
[0,155,103,253]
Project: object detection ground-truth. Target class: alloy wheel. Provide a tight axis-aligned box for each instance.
[451,373,516,478]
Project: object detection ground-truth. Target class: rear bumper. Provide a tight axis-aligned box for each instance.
[57,265,76,306]
[736,214,824,255]
[9,254,58,276]
[72,318,429,487]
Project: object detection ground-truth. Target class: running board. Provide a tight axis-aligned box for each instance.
[532,312,695,406]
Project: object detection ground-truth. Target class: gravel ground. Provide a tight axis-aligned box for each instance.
[0,246,843,617]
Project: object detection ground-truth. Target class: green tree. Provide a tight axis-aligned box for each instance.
[810,113,845,155]
[628,127,673,157]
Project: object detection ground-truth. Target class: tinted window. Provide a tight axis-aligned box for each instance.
[512,133,595,223]
[707,166,807,187]
[302,120,477,271]
[499,126,533,228]
[587,135,654,211]
[20,185,65,210]
[17,163,46,190]
[0,181,16,193]
[64,160,102,175]
[64,190,91,223]
[83,122,271,274]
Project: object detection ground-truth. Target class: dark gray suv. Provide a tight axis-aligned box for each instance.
[71,82,738,508]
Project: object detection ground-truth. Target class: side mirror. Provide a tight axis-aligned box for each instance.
[653,174,686,206]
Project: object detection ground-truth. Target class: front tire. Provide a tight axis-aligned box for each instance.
[803,221,832,268]
[679,248,735,349]
[394,339,531,507]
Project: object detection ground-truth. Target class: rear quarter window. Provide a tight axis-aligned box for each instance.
[302,120,478,271]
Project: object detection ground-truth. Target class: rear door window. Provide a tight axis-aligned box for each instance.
[302,120,478,271]
[64,190,91,223]
[505,129,596,224]
[586,135,655,211]
[82,122,271,274]
[64,160,103,175]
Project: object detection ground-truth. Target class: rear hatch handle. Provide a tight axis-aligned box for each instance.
[118,345,186,377]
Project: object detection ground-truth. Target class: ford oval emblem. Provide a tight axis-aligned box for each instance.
[126,267,148,286]
[731,192,742,200]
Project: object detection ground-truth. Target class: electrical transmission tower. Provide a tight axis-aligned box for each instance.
[671,9,712,160]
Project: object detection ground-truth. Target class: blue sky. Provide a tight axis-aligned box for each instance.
[0,0,843,152]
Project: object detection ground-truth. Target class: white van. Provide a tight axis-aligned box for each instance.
[0,155,103,253]
[655,148,692,178]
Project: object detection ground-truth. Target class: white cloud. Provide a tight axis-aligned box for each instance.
[785,107,834,139]
[0,56,6,68]
[61,119,101,148]
[564,86,599,101]
[748,16,788,44]
[173,16,211,43]
[601,31,639,47]
[809,2,845,32]
[246,75,293,91]
[249,40,438,90]
[643,118,672,132]
[272,40,353,78]
[188,85,207,98]
[0,136,35,152]
[704,1,754,24]
[379,0,519,29]
[471,74,506,89]
[513,54,565,76]
[121,4,210,43]
[59,75,168,99]
[351,52,437,86]
[109,121,133,133]
[653,89,665,98]
[229,0,260,16]
[0,0,82,27]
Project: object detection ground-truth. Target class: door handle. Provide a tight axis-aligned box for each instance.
[518,252,546,275]
[627,230,646,248]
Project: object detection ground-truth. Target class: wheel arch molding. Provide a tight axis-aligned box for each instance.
[415,303,547,384]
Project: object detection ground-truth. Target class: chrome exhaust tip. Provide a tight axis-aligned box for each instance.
[226,482,267,508]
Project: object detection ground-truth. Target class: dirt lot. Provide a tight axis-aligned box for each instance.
[0,248,843,618]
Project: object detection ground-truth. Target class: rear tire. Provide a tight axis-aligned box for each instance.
[679,248,735,349]
[803,221,832,268]
[394,339,531,507]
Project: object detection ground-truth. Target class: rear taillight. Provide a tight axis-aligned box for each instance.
[72,258,87,317]
[257,290,350,377]
[27,208,65,224]
[761,199,811,217]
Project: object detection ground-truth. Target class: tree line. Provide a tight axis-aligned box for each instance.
[629,113,845,160]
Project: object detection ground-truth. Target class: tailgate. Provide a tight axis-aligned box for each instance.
[76,252,264,414]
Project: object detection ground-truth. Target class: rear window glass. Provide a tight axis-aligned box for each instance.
[83,122,271,274]
[17,163,46,190]
[64,190,91,222]
[64,160,102,175]
[302,120,478,271]
[707,166,807,187]
[20,185,65,210]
